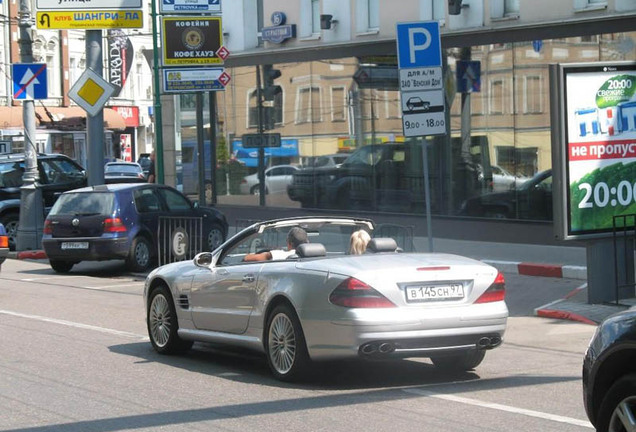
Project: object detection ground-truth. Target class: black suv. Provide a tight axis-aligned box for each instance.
[0,153,87,250]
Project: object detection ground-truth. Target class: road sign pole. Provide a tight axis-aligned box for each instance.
[16,0,44,251]
[85,30,105,186]
[256,65,265,206]
[151,0,164,183]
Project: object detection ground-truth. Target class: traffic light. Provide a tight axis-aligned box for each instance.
[448,0,463,15]
[262,64,282,130]
[262,64,282,101]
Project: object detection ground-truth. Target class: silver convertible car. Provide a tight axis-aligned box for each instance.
[144,217,508,381]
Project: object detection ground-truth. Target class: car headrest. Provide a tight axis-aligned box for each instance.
[367,238,398,253]
[296,243,326,258]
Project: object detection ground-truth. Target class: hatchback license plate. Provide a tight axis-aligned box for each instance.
[61,242,89,250]
[405,283,464,302]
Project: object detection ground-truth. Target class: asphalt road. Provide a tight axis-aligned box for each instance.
[0,259,595,432]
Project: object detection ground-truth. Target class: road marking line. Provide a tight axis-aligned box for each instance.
[0,310,148,341]
[403,388,593,428]
[21,275,88,281]
[85,283,144,289]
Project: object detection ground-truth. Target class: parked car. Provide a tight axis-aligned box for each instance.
[487,165,531,192]
[287,142,428,211]
[137,153,152,178]
[0,222,8,266]
[239,165,299,195]
[459,170,553,220]
[42,183,228,273]
[583,308,636,431]
[104,162,147,184]
[0,153,87,250]
[143,216,508,382]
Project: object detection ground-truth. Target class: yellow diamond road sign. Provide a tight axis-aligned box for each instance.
[68,68,116,117]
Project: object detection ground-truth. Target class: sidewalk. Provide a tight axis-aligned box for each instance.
[9,232,632,325]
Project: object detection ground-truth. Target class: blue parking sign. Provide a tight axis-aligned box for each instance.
[396,22,442,69]
[12,63,48,100]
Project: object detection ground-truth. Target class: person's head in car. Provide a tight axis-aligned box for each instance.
[244,227,308,262]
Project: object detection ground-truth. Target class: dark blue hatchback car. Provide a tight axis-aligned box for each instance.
[42,184,228,273]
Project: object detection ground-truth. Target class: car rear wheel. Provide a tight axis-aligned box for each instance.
[1,212,19,251]
[265,303,311,382]
[431,350,486,372]
[206,223,225,251]
[49,260,74,273]
[147,285,193,354]
[126,236,153,272]
[597,374,636,432]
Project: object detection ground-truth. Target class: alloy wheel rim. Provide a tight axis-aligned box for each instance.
[609,396,636,432]
[268,313,296,375]
[136,241,149,267]
[149,294,171,347]
[6,220,18,247]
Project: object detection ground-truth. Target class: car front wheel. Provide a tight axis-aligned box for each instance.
[597,374,636,432]
[206,223,225,251]
[147,285,193,354]
[265,304,311,382]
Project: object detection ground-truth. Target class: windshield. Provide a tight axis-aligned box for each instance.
[49,192,115,216]
[106,164,141,174]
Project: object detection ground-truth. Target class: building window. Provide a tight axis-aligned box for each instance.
[247,89,258,129]
[271,89,284,127]
[489,80,504,114]
[524,76,542,114]
[296,86,322,124]
[504,0,519,14]
[574,0,607,9]
[331,87,346,122]
[356,0,379,33]
[311,0,321,34]
[384,91,401,119]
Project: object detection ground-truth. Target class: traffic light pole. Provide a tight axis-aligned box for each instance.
[16,0,44,251]
[256,65,265,205]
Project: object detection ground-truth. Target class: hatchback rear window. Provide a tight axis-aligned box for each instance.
[49,192,115,216]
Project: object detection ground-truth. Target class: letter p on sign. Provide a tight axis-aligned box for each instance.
[396,21,442,69]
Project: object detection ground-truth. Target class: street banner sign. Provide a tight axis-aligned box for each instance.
[162,17,225,66]
[12,63,48,100]
[396,21,446,137]
[160,0,221,14]
[242,133,282,149]
[68,68,117,117]
[163,67,230,93]
[456,60,481,93]
[36,10,143,29]
[36,0,141,9]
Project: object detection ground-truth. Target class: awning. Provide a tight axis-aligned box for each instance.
[0,106,127,130]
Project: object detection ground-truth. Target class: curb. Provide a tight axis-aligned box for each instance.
[484,260,587,280]
[11,250,48,260]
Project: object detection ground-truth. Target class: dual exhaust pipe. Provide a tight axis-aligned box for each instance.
[360,335,502,356]
[360,342,396,356]
[477,335,502,349]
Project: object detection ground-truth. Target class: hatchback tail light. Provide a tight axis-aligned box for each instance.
[329,277,396,308]
[103,217,127,233]
[0,235,8,248]
[475,272,506,303]
[43,219,53,235]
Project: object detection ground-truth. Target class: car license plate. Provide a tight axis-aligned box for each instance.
[405,283,464,302]
[61,242,89,250]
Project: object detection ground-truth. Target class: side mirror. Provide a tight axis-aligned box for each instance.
[194,252,213,268]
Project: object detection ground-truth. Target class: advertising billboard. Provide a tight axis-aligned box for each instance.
[552,62,636,240]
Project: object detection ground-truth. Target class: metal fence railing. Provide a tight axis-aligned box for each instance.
[613,214,636,305]
[158,216,203,267]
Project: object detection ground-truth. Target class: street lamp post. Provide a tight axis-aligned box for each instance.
[16,0,44,251]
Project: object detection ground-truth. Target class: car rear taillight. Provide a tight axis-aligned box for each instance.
[43,219,53,235]
[103,217,127,233]
[475,272,506,303]
[329,277,396,308]
[0,235,7,248]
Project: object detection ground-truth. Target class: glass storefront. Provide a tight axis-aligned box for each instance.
[177,32,636,221]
